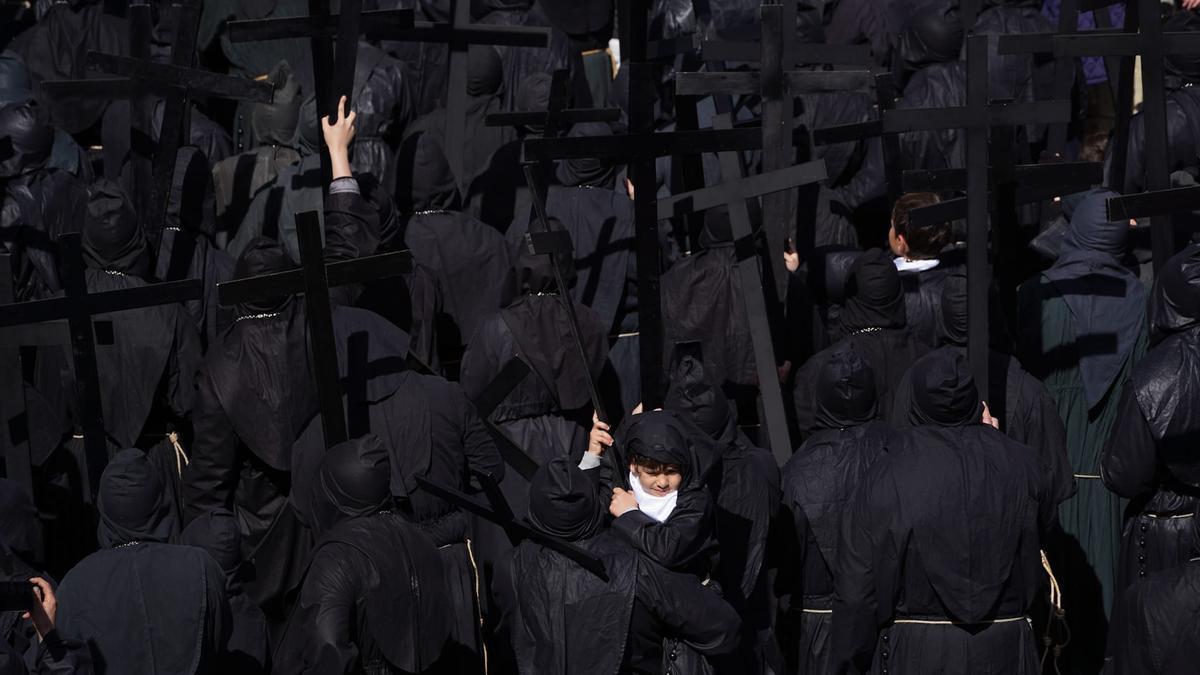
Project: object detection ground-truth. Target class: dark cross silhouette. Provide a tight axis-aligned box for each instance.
[227,0,549,190]
[0,236,201,501]
[40,0,275,260]
[654,114,829,464]
[998,0,1200,269]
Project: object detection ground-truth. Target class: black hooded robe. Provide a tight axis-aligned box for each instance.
[831,352,1056,675]
[1101,244,1200,592]
[1105,558,1200,675]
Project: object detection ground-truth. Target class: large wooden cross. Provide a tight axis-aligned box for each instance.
[0,236,201,500]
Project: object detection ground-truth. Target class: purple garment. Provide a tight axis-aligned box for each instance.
[1041,0,1126,85]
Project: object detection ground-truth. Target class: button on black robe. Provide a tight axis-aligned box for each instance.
[832,351,1055,675]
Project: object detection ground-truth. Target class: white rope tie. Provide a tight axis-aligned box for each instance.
[168,431,189,477]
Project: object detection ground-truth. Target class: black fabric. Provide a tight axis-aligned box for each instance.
[840,248,907,332]
[0,480,40,566]
[527,456,604,541]
[274,512,451,674]
[1043,189,1147,409]
[1148,242,1200,340]
[899,257,961,351]
[1107,559,1200,675]
[56,543,229,675]
[80,179,147,277]
[907,349,982,427]
[0,101,53,179]
[303,436,391,539]
[554,122,616,189]
[499,236,609,411]
[1108,86,1200,195]
[96,448,177,548]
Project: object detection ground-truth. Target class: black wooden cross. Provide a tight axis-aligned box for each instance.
[522,0,762,407]
[484,69,621,133]
[678,2,874,296]
[0,235,202,501]
[227,0,549,190]
[40,0,275,261]
[997,0,1200,269]
[655,115,829,464]
[215,212,412,450]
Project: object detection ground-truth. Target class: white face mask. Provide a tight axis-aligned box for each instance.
[629,470,678,522]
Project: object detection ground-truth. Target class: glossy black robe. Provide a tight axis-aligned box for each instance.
[1105,558,1200,675]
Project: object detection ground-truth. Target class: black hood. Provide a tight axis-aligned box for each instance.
[620,410,715,489]
[467,44,504,97]
[232,237,295,315]
[96,448,178,548]
[0,100,53,178]
[252,60,303,147]
[908,348,982,427]
[306,435,392,537]
[81,178,150,277]
[664,354,738,448]
[527,456,604,541]
[894,2,963,89]
[515,73,553,135]
[1149,242,1200,340]
[1165,11,1200,88]
[554,122,617,189]
[181,507,241,576]
[840,248,907,331]
[508,218,577,295]
[396,128,461,212]
[815,341,878,429]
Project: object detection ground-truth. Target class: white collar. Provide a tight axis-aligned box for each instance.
[629,471,678,522]
[894,257,940,273]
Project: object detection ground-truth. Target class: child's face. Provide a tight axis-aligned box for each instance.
[630,463,682,497]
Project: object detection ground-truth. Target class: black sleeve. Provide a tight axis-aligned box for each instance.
[637,562,741,656]
[791,355,822,437]
[831,461,902,675]
[611,490,715,570]
[1029,382,1076,506]
[323,188,380,264]
[24,629,95,675]
[165,308,203,420]
[1101,385,1159,500]
[455,383,505,485]
[279,545,364,675]
[181,369,240,524]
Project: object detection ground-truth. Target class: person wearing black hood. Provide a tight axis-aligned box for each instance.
[1017,188,1147,671]
[393,125,514,361]
[460,226,609,493]
[831,349,1055,675]
[659,209,757,398]
[33,180,201,491]
[1107,11,1200,200]
[891,271,1075,505]
[888,191,964,351]
[0,53,89,178]
[465,72,548,231]
[1105,502,1200,675]
[56,449,231,674]
[662,354,781,673]
[791,248,926,435]
[211,60,304,241]
[1102,244,1200,590]
[778,342,890,675]
[508,455,742,675]
[180,508,267,675]
[275,436,452,675]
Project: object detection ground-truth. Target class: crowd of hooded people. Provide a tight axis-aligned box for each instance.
[2,0,1200,673]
